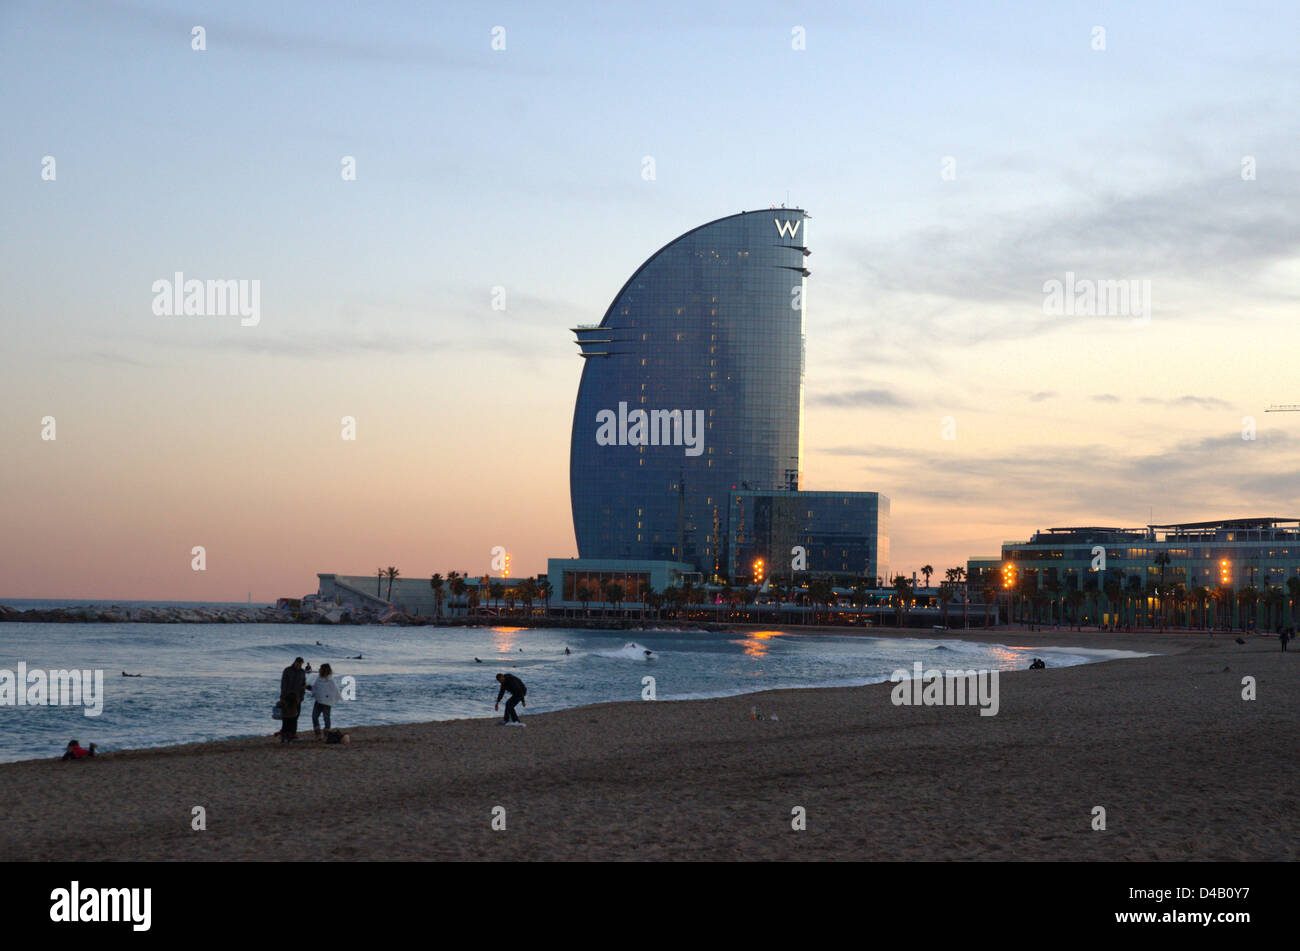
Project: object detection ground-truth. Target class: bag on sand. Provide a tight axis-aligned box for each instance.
[272,700,284,720]
[325,730,345,744]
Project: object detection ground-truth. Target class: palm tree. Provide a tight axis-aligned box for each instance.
[1189,584,1209,630]
[938,585,953,628]
[385,566,399,601]
[519,578,540,617]
[429,573,445,618]
[449,572,466,617]
[639,583,655,620]
[921,565,934,588]
[1212,584,1231,633]
[376,568,384,598]
[539,579,553,616]
[892,575,911,627]
[1103,579,1123,629]
[576,583,592,617]
[606,582,624,619]
[1045,577,1063,626]
[851,579,869,623]
[689,583,706,617]
[489,581,504,611]
[982,583,997,628]
[809,578,835,625]
[1066,589,1085,630]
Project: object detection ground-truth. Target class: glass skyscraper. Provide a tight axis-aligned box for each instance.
[569,209,810,576]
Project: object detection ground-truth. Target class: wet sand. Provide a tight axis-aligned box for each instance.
[1,629,1294,861]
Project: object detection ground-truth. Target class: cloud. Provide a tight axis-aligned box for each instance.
[72,0,551,75]
[807,388,911,408]
[812,430,1299,527]
[1137,395,1233,409]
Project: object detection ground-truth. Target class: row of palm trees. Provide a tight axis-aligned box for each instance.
[374,563,1004,627]
[423,572,555,619]
[1003,572,1300,631]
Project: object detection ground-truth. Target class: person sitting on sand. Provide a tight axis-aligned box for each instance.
[279,657,307,743]
[309,663,341,739]
[495,673,526,726]
[62,740,96,760]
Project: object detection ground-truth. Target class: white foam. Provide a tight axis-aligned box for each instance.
[594,642,656,660]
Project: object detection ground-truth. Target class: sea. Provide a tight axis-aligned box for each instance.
[0,600,1151,763]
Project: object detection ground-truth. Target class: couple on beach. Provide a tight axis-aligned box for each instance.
[278,657,342,742]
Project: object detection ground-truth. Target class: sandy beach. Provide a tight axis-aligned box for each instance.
[1,628,1295,861]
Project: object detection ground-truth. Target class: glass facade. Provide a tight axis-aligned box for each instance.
[727,490,889,584]
[570,210,809,576]
[980,519,1300,628]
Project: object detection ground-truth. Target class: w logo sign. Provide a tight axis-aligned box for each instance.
[774,219,801,238]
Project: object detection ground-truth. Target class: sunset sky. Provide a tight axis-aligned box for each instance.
[3,0,1298,601]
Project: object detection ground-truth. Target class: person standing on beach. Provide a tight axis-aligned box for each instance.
[495,673,526,726]
[309,663,341,738]
[280,657,307,742]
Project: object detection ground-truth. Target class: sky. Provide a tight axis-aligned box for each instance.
[2,0,1298,601]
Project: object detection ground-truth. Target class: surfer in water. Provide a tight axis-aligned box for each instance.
[121,671,142,678]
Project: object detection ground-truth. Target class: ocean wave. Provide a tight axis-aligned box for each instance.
[594,642,658,660]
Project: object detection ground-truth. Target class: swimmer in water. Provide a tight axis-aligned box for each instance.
[564,647,571,655]
[474,657,482,663]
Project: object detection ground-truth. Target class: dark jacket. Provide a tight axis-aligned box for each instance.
[496,674,526,702]
[281,665,306,702]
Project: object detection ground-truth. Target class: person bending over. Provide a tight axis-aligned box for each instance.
[495,673,527,726]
